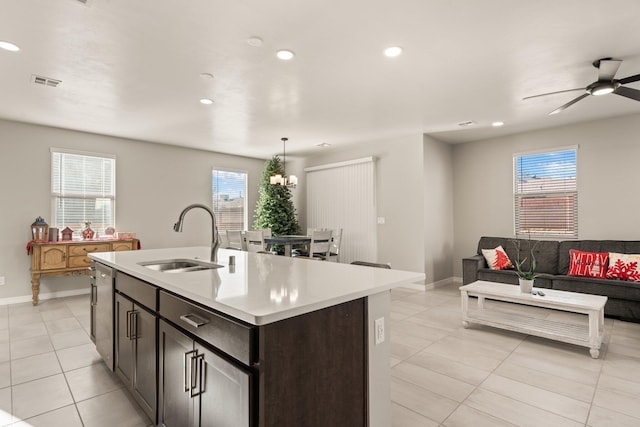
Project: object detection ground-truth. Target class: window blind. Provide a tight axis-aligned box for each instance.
[51,149,116,234]
[514,148,577,239]
[305,158,376,264]
[212,169,247,231]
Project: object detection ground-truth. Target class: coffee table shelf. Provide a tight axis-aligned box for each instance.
[460,281,607,358]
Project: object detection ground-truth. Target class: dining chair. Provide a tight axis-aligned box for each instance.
[293,230,332,260]
[225,230,244,250]
[245,230,266,253]
[326,228,343,263]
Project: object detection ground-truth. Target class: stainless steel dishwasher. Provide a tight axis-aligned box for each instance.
[93,262,115,371]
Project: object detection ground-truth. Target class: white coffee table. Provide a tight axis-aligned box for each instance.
[459,281,607,358]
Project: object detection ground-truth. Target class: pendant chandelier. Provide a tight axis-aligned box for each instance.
[270,137,298,188]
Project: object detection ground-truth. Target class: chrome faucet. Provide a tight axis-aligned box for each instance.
[173,204,220,263]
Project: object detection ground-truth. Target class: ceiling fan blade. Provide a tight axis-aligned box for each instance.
[522,88,584,101]
[549,93,590,115]
[617,73,640,85]
[614,86,640,101]
[597,59,622,80]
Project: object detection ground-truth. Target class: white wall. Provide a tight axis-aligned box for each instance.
[423,135,454,283]
[0,119,266,301]
[304,134,425,273]
[452,113,640,278]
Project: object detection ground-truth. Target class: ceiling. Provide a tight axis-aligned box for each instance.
[2,0,640,159]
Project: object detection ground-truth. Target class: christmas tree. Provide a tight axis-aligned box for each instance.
[253,155,300,236]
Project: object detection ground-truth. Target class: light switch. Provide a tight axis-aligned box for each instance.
[377,217,385,225]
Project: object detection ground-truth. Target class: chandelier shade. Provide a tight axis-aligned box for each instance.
[270,137,298,188]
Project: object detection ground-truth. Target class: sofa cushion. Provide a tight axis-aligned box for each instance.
[558,240,640,274]
[606,253,640,282]
[568,250,609,279]
[477,236,559,275]
[552,275,640,302]
[476,268,553,289]
[481,246,513,270]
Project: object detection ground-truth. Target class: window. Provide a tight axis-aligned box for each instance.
[514,147,577,239]
[212,169,247,231]
[51,149,116,235]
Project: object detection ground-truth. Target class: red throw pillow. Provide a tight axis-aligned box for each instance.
[606,253,640,282]
[481,246,513,270]
[568,250,609,278]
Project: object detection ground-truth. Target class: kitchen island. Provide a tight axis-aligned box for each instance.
[90,247,424,427]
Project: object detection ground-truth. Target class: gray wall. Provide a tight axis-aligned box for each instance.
[424,135,454,284]
[0,119,265,301]
[452,113,640,279]
[304,134,425,274]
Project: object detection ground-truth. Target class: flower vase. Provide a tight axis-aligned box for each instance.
[519,278,534,293]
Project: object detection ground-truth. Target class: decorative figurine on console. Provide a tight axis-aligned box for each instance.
[61,227,74,241]
[81,221,95,240]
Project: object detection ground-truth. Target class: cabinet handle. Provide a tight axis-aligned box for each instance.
[191,353,205,398]
[130,311,138,340]
[90,284,96,306]
[179,314,209,328]
[184,350,197,392]
[125,310,137,340]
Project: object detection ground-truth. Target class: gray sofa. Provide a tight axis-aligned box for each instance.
[463,236,640,322]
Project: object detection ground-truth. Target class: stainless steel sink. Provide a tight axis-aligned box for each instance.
[138,259,223,273]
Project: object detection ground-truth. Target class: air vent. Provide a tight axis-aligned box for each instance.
[32,74,62,88]
[457,120,476,127]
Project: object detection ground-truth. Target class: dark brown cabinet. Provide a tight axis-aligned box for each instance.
[158,319,251,427]
[114,274,157,424]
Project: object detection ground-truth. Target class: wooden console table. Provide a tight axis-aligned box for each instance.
[29,239,139,305]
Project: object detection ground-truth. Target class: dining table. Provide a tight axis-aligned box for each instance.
[263,235,311,257]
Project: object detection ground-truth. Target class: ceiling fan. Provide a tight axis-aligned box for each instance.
[524,58,640,115]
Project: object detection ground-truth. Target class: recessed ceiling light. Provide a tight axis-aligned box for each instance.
[200,98,213,105]
[276,50,295,60]
[199,72,214,79]
[316,142,331,148]
[0,41,20,52]
[492,121,505,127]
[247,37,263,47]
[384,46,402,58]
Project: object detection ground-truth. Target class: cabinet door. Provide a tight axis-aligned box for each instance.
[40,245,67,270]
[196,343,250,427]
[112,241,135,251]
[158,320,196,427]
[115,294,134,385]
[132,305,157,421]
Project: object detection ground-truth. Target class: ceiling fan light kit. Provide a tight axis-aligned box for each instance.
[524,57,640,115]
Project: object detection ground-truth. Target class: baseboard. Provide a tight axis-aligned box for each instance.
[0,287,90,306]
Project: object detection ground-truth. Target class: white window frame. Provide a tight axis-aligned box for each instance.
[51,147,116,235]
[212,167,248,231]
[513,146,578,239]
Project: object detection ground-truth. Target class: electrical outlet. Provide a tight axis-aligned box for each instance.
[0,276,5,286]
[374,317,385,345]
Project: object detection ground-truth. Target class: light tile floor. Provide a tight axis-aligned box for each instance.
[390,283,640,427]
[0,295,151,427]
[1,284,639,426]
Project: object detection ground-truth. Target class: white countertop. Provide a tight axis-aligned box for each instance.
[90,247,425,325]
